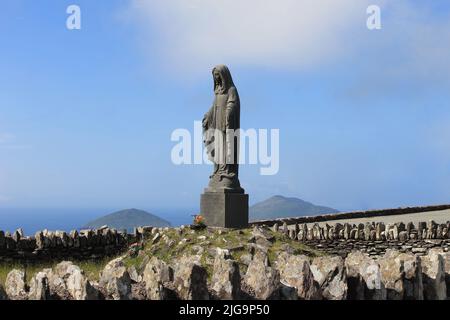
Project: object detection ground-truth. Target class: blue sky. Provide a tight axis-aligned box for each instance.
[1,0,450,222]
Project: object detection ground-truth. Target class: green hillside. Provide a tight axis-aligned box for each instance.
[83,208,171,232]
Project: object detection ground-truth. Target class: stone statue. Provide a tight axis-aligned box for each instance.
[200,65,248,228]
[202,64,243,193]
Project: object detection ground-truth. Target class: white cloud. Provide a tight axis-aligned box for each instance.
[127,0,450,88]
[128,0,379,72]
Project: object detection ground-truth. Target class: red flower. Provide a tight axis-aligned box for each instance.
[194,215,204,225]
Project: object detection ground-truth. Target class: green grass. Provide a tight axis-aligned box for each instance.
[76,256,117,281]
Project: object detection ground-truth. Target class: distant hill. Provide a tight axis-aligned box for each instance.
[250,195,338,221]
[83,208,171,232]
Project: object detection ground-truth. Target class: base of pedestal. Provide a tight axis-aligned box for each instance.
[200,192,249,229]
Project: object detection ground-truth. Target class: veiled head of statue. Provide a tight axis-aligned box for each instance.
[212,65,235,94]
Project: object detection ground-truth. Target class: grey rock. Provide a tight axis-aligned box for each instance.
[345,251,386,300]
[5,269,27,300]
[99,258,132,300]
[142,256,175,300]
[282,222,288,235]
[310,256,347,300]
[272,223,279,233]
[440,251,450,297]
[251,226,274,241]
[211,250,241,299]
[421,249,447,300]
[152,233,161,244]
[128,265,141,283]
[173,255,209,300]
[378,250,423,300]
[49,261,99,300]
[244,251,280,300]
[276,252,317,300]
[375,223,385,241]
[412,247,427,254]
[343,223,351,240]
[399,231,408,242]
[28,271,50,300]
[239,253,253,266]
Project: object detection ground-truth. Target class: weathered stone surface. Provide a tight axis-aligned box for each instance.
[251,226,274,242]
[173,255,209,300]
[28,271,50,300]
[441,251,450,297]
[49,261,99,300]
[142,256,175,300]
[201,66,248,228]
[378,250,423,300]
[272,223,279,233]
[421,249,447,300]
[310,256,347,300]
[276,252,316,300]
[282,222,288,235]
[343,223,351,240]
[239,253,253,266]
[375,223,385,241]
[244,251,280,300]
[99,258,132,300]
[130,282,147,300]
[345,251,386,300]
[298,224,307,241]
[5,269,27,300]
[211,249,241,299]
[128,265,141,283]
[399,231,408,242]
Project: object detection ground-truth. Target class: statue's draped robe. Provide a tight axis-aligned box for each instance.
[203,65,242,191]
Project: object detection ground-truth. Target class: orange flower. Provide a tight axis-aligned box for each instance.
[194,215,204,224]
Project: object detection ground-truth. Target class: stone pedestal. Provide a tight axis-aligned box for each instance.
[200,192,249,229]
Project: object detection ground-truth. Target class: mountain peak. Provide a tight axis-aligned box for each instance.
[83,208,171,232]
[250,195,338,221]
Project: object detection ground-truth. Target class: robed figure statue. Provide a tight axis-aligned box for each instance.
[202,65,244,193]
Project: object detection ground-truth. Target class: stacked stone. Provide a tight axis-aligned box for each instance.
[0,227,132,262]
[296,220,449,242]
[272,220,450,258]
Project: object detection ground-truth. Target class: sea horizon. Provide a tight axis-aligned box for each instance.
[0,207,196,235]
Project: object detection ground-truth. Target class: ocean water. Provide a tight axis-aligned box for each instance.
[0,208,195,236]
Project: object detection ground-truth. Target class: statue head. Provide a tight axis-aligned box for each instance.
[212,64,235,94]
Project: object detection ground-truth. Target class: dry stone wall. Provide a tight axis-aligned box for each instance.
[268,219,450,258]
[0,226,152,262]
